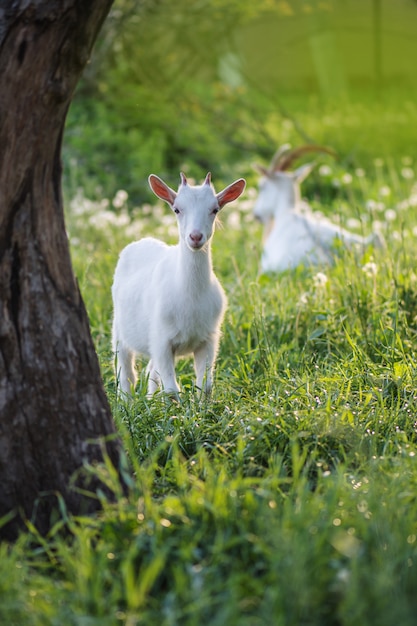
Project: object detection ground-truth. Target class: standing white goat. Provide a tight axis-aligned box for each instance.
[112,171,246,397]
[254,145,383,272]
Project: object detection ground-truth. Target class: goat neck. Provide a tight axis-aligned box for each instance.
[176,223,214,291]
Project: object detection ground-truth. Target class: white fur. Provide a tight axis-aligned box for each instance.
[112,172,246,396]
[254,164,383,273]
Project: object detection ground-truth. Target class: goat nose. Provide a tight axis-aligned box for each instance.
[190,230,203,243]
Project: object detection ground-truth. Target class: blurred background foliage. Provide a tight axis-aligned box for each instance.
[64,0,417,203]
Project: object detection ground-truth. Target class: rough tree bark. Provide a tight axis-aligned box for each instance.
[0,1,124,540]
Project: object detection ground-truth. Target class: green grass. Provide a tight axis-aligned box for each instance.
[4,106,417,625]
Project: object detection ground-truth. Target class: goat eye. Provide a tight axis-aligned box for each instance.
[173,207,180,214]
[212,207,219,215]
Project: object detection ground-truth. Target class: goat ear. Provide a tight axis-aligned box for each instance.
[148,174,177,206]
[293,163,315,183]
[216,178,246,208]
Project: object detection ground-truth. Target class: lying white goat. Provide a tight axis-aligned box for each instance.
[112,172,246,396]
[254,145,383,272]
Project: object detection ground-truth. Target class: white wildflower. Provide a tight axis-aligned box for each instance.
[401,167,415,180]
[140,203,153,215]
[227,211,240,229]
[341,173,353,185]
[319,164,332,176]
[313,272,328,288]
[112,189,129,209]
[384,209,396,222]
[125,222,142,239]
[298,292,309,306]
[362,261,378,277]
[366,200,385,212]
[396,199,409,211]
[89,209,129,229]
[372,220,384,232]
[346,218,361,230]
[379,186,391,197]
[355,168,365,178]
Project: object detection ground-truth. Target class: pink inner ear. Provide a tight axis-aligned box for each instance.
[149,174,176,204]
[217,179,246,207]
[204,172,211,185]
[180,172,188,186]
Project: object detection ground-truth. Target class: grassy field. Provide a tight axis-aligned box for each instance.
[3,98,417,624]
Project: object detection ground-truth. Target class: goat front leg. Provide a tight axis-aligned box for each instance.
[151,344,180,397]
[194,338,217,394]
[146,359,161,396]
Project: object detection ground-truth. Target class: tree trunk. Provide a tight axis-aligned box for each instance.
[0,0,123,540]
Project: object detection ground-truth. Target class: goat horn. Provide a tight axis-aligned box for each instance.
[268,143,292,172]
[275,145,337,172]
[252,163,270,176]
[204,172,212,185]
[180,172,188,186]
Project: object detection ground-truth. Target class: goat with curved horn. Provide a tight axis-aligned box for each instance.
[253,145,384,272]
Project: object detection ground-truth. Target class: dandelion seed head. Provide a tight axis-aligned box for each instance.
[362,261,378,277]
[401,167,415,180]
[366,199,385,212]
[346,217,361,230]
[113,189,129,209]
[372,219,384,232]
[313,272,328,288]
[319,164,332,176]
[379,186,391,197]
[384,209,397,222]
[298,292,309,306]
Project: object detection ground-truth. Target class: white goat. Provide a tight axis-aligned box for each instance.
[112,171,246,397]
[254,145,384,273]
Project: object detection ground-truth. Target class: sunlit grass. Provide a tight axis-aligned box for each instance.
[3,123,417,625]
